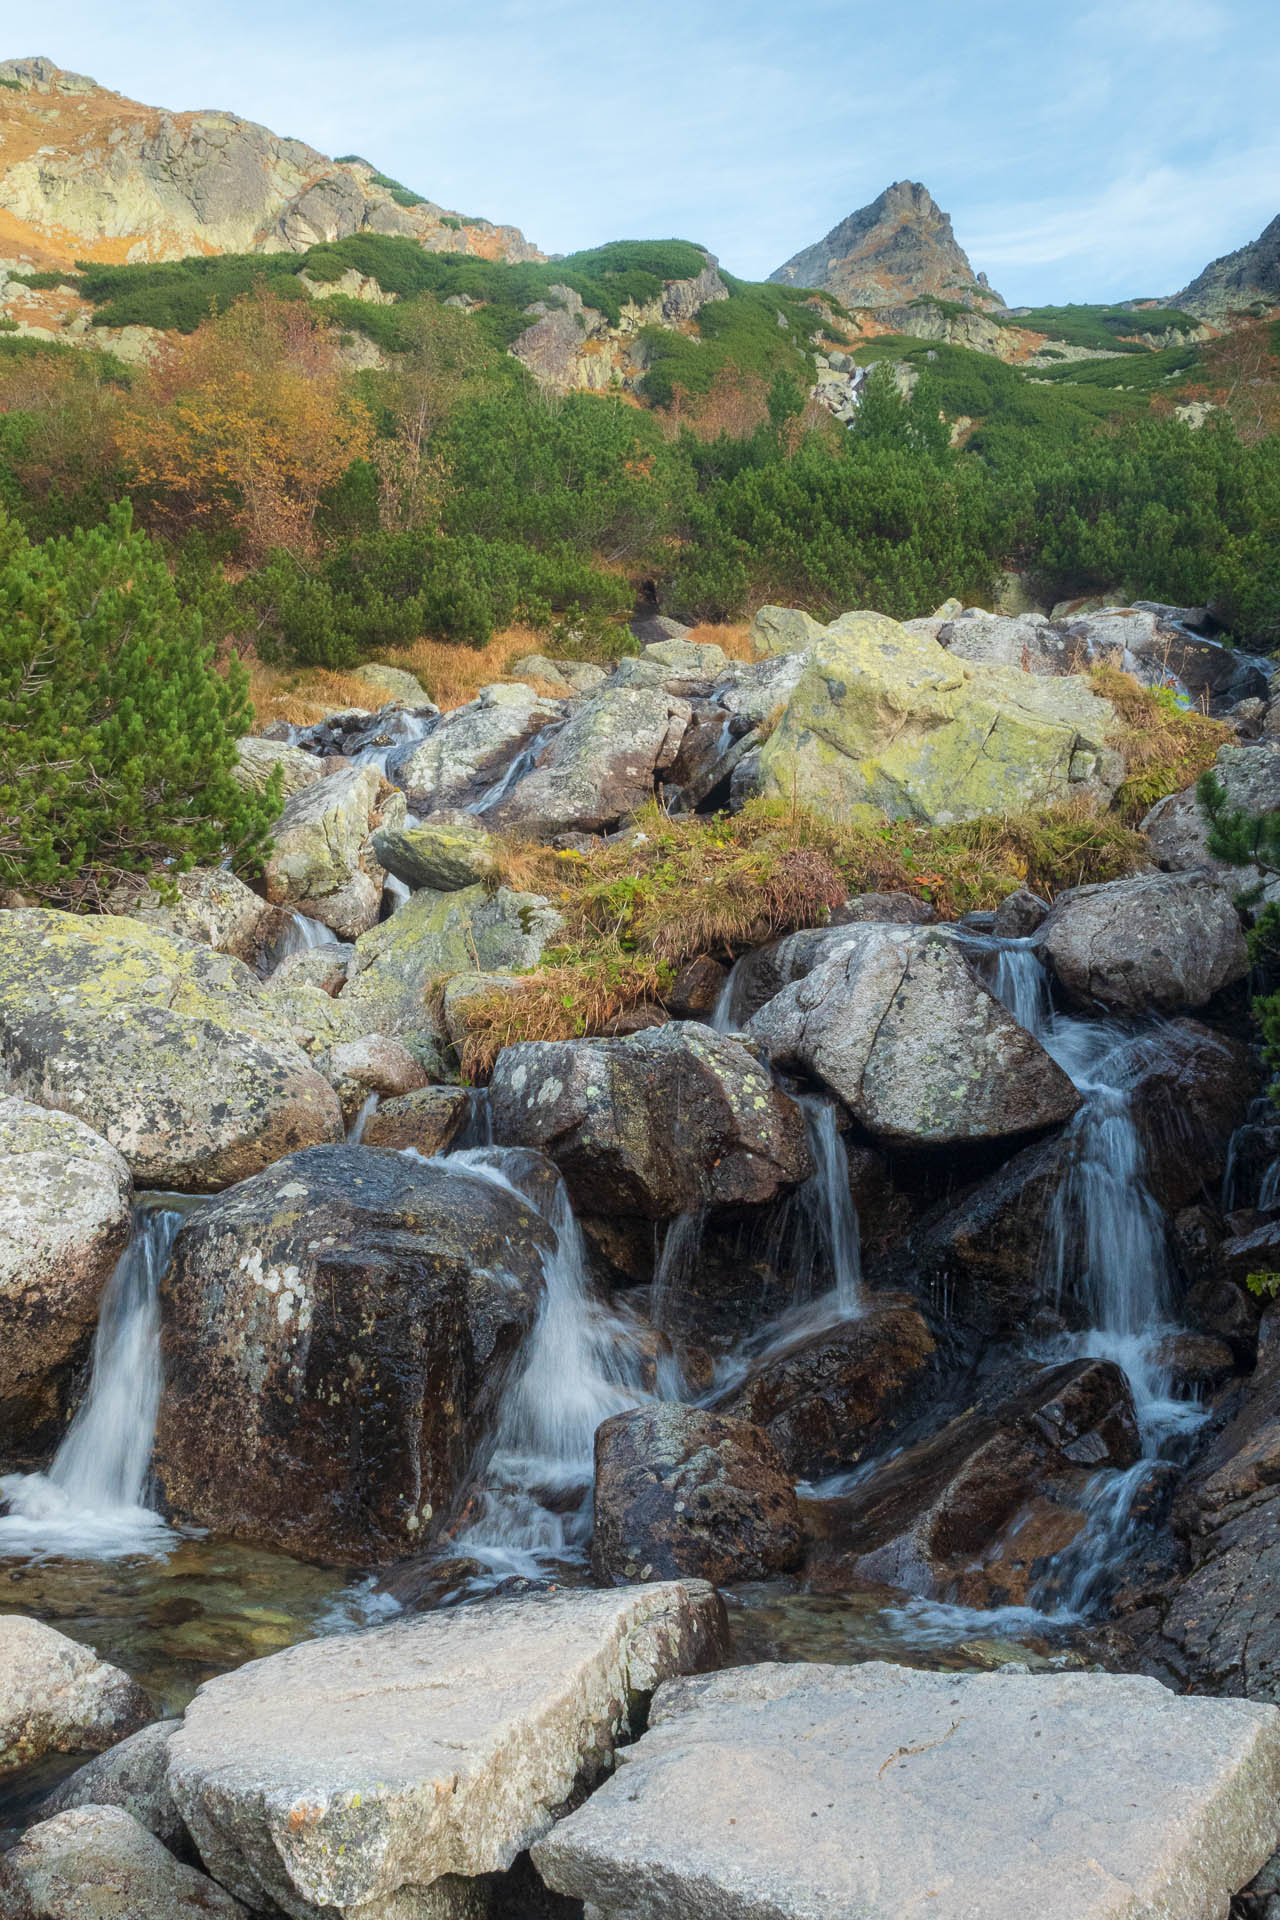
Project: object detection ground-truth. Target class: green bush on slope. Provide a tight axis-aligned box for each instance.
[0,503,278,907]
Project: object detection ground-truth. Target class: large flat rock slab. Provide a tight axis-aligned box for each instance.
[532,1661,1280,1920]
[167,1582,727,1919]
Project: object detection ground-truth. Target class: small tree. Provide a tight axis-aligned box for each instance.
[116,287,373,558]
[0,503,279,908]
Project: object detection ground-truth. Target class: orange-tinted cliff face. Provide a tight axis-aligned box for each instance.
[0,55,542,274]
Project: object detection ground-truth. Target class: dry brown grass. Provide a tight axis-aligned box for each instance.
[685,620,757,661]
[453,794,1149,1076]
[243,625,578,730]
[1091,663,1229,820]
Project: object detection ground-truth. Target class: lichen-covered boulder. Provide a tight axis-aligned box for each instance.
[749,924,1080,1145]
[937,610,1079,675]
[152,1145,554,1565]
[1039,869,1249,1014]
[0,1617,153,1776]
[0,912,342,1192]
[372,809,497,892]
[340,884,562,1036]
[748,605,827,657]
[488,687,690,835]
[389,684,563,810]
[123,866,286,968]
[7,1807,246,1919]
[757,612,1120,824]
[263,763,404,939]
[232,734,325,799]
[351,662,432,707]
[592,1405,802,1586]
[0,1098,133,1456]
[488,1023,813,1219]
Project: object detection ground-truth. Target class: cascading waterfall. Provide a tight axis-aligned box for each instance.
[0,1205,184,1559]
[963,932,1192,1447]
[429,1148,651,1585]
[269,910,340,967]
[466,723,563,817]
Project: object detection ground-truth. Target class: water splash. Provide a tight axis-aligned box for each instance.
[347,1094,379,1145]
[268,910,340,969]
[429,1147,651,1585]
[0,1205,186,1560]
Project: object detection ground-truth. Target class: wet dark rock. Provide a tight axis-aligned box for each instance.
[1038,871,1249,1016]
[1153,1331,1239,1398]
[991,888,1050,939]
[361,1085,472,1156]
[1123,1309,1280,1700]
[894,1131,1070,1335]
[1119,1019,1259,1211]
[1221,1218,1280,1291]
[805,1359,1139,1607]
[488,1023,812,1220]
[152,1145,553,1566]
[664,955,728,1020]
[718,1297,938,1478]
[592,1404,802,1586]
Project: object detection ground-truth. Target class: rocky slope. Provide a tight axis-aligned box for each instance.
[0,55,540,273]
[1176,209,1280,321]
[769,179,1003,312]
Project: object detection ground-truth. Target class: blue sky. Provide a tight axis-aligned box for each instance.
[25,0,1280,304]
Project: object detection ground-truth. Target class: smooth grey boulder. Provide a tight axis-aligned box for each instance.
[38,1719,184,1848]
[0,1616,153,1776]
[152,1145,553,1566]
[488,1023,812,1219]
[991,887,1050,938]
[166,1583,728,1920]
[0,1097,132,1454]
[1039,869,1249,1014]
[389,684,562,810]
[487,687,690,835]
[749,925,1080,1145]
[748,605,827,656]
[0,912,342,1192]
[532,1661,1280,1920]
[938,609,1079,675]
[7,1806,245,1918]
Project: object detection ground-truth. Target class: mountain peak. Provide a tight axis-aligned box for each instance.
[769,180,1002,311]
[1175,211,1280,321]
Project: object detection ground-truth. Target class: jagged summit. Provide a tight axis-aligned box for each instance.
[769,180,1002,311]
[1175,211,1280,321]
[0,55,541,272]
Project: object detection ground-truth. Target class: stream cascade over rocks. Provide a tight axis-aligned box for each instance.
[2,601,1280,1914]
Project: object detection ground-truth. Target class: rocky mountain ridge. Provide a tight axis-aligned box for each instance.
[0,55,540,273]
[1176,210,1280,321]
[769,179,1004,312]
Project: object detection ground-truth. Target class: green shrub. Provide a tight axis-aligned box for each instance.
[0,503,278,906]
[245,527,629,667]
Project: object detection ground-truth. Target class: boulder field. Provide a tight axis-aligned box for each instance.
[4,597,1280,1913]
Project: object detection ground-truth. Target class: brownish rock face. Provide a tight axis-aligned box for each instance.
[804,1358,1140,1608]
[152,1145,554,1566]
[719,1296,937,1478]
